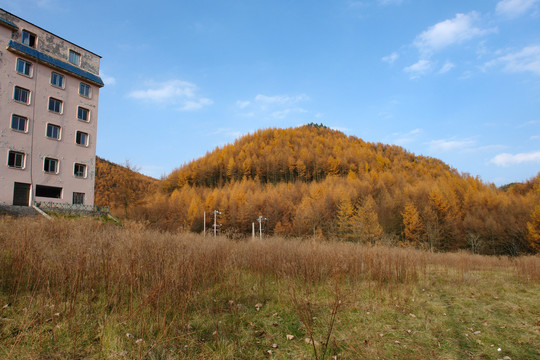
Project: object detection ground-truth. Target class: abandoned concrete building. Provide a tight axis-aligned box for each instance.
[0,9,104,206]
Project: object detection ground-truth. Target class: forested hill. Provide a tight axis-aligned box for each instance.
[163,124,453,191]
[113,124,538,255]
[94,157,158,215]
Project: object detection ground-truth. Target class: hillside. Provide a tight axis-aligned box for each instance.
[108,124,537,255]
[163,123,453,190]
[94,156,158,215]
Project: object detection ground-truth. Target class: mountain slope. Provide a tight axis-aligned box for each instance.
[164,124,453,190]
[131,125,535,255]
[94,157,158,215]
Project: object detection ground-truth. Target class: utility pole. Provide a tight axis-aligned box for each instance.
[257,216,267,240]
[213,210,221,237]
[252,222,255,239]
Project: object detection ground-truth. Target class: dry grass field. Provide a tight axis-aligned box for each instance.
[0,216,538,359]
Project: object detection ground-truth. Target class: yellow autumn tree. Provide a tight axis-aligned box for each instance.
[527,204,540,252]
[353,196,383,244]
[401,202,424,246]
[336,198,355,241]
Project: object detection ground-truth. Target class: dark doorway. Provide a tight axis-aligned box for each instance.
[13,182,31,206]
[35,185,62,199]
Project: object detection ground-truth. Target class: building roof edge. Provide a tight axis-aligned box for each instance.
[0,14,18,30]
[0,8,101,58]
[7,40,105,87]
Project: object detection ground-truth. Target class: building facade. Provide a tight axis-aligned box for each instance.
[0,9,104,206]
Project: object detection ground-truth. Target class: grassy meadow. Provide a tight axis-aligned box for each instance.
[0,216,538,359]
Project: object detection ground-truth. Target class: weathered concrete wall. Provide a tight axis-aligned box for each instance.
[0,9,100,206]
[0,9,100,75]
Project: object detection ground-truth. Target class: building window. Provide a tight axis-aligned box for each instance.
[21,30,36,48]
[46,124,61,140]
[76,131,88,146]
[8,151,25,169]
[16,58,32,76]
[44,157,58,174]
[11,115,28,132]
[48,97,62,113]
[36,185,62,199]
[73,192,85,205]
[50,72,64,88]
[77,107,89,121]
[79,83,91,98]
[14,86,30,104]
[74,163,86,178]
[69,50,80,66]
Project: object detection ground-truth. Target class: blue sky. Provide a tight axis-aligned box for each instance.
[3,0,540,185]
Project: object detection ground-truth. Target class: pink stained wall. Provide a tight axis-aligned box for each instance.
[0,10,102,206]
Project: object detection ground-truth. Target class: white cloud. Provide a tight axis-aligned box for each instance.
[476,144,509,152]
[128,80,212,111]
[237,93,312,120]
[404,59,432,78]
[211,128,247,139]
[485,45,540,75]
[181,98,213,111]
[99,71,116,86]
[382,52,399,64]
[392,128,423,145]
[438,61,455,74]
[428,138,475,152]
[496,0,540,18]
[254,94,309,105]
[490,150,540,166]
[519,120,540,127]
[271,108,308,120]
[414,12,495,54]
[236,100,250,109]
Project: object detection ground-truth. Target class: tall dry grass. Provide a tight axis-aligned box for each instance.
[1,216,537,311]
[0,216,538,358]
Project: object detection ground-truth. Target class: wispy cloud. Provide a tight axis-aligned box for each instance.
[391,128,423,145]
[439,61,455,74]
[485,45,540,75]
[428,138,476,152]
[236,100,251,109]
[272,108,308,120]
[254,94,309,119]
[99,71,116,86]
[414,12,495,55]
[518,120,540,128]
[404,59,432,78]
[382,52,399,64]
[235,93,312,120]
[490,150,540,166]
[128,79,212,111]
[254,94,309,105]
[496,0,540,18]
[181,98,213,111]
[210,128,247,140]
